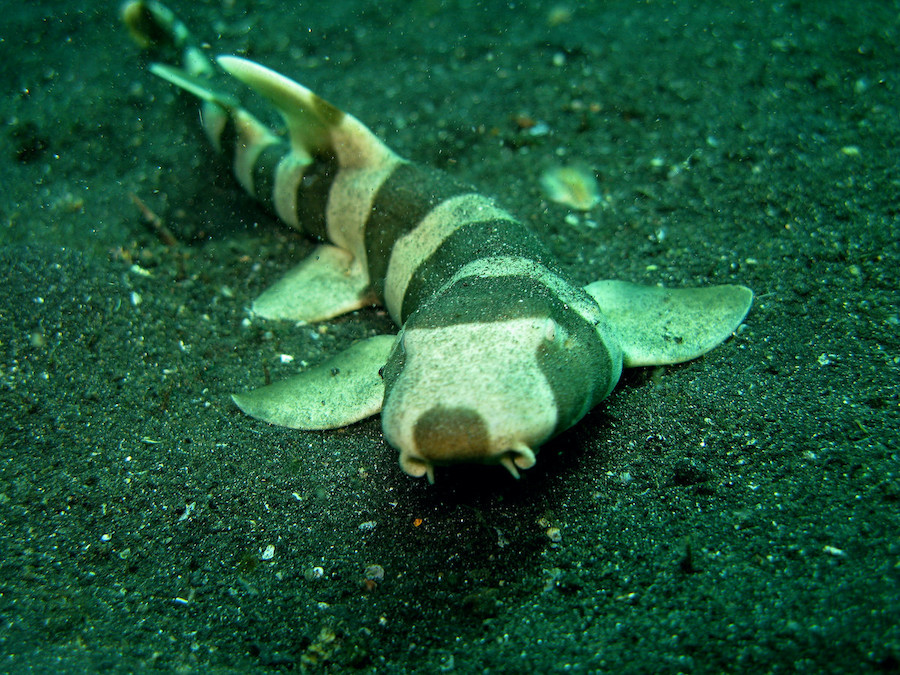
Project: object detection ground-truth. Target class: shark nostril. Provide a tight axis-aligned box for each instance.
[413,406,489,462]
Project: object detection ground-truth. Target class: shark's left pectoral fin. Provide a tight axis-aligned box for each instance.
[232,334,398,430]
[584,280,752,367]
[252,243,377,322]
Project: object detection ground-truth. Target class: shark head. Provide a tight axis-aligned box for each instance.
[380,291,621,482]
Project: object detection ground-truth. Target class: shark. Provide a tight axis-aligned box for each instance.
[123,1,752,482]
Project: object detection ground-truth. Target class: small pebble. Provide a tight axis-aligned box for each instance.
[364,564,385,581]
[304,566,325,581]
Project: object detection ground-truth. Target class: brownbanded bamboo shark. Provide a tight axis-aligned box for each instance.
[123,1,752,482]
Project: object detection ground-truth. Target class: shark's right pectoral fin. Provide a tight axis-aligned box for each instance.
[232,334,398,430]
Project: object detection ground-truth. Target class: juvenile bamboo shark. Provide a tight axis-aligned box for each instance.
[123,1,752,482]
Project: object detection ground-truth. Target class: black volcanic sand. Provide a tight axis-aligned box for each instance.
[1,1,897,672]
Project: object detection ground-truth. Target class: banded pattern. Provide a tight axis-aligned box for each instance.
[122,0,624,478]
[125,3,579,325]
[125,1,753,482]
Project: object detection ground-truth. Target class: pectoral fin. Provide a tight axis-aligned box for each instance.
[584,280,752,367]
[252,244,377,322]
[232,334,397,429]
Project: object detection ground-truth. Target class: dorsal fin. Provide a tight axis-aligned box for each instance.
[216,56,397,169]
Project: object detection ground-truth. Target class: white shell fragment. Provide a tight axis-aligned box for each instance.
[540,165,600,210]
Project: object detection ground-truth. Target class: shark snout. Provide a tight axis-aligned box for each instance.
[413,406,489,462]
[395,405,537,482]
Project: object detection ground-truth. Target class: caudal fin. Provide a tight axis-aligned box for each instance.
[122,1,402,239]
[121,0,214,78]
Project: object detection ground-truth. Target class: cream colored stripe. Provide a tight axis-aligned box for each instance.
[325,157,403,270]
[384,194,513,322]
[273,153,310,230]
[324,110,404,262]
[232,110,278,196]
